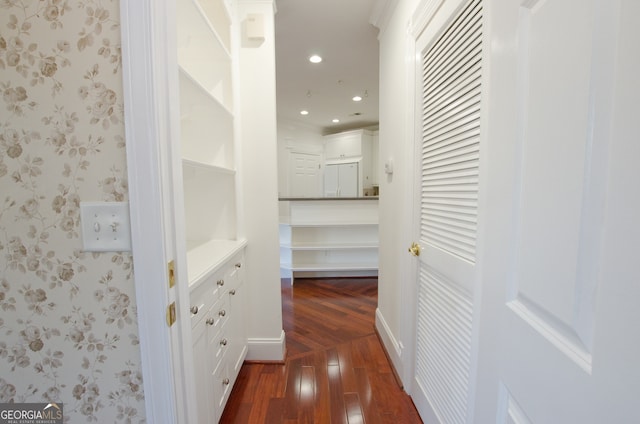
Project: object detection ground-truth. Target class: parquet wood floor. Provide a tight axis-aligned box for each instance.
[220,278,422,424]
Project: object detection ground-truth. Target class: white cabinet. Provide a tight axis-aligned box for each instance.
[323,129,375,194]
[324,162,359,197]
[324,130,365,159]
[279,200,379,282]
[189,248,247,423]
[178,0,247,422]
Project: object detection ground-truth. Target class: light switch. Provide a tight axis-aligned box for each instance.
[80,201,132,252]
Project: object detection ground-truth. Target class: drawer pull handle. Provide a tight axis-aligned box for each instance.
[219,310,226,317]
[206,318,215,326]
[190,306,199,315]
[220,338,228,346]
[229,289,236,295]
[222,378,230,385]
[217,279,224,287]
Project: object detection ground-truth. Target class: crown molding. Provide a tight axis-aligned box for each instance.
[370,0,400,36]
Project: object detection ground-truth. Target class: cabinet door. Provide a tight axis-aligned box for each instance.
[227,281,247,379]
[338,163,359,197]
[324,131,362,159]
[212,357,231,422]
[192,308,213,424]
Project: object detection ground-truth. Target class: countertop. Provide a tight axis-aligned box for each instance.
[278,197,379,201]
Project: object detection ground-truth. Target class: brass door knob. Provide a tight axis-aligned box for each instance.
[408,242,421,257]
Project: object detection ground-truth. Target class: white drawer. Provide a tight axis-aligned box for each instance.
[189,268,223,328]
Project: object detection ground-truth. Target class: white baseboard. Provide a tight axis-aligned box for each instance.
[245,330,286,361]
[375,308,405,382]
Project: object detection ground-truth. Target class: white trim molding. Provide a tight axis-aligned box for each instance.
[370,0,401,34]
[120,0,196,422]
[409,0,445,38]
[246,330,287,361]
[375,308,405,383]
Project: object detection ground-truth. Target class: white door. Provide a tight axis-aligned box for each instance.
[473,0,640,423]
[409,0,484,422]
[290,152,321,197]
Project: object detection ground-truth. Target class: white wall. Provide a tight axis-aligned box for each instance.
[237,0,285,360]
[375,0,420,382]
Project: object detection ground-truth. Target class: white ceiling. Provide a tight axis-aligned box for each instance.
[274,0,380,135]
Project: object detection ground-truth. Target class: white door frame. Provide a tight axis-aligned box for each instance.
[120,1,194,422]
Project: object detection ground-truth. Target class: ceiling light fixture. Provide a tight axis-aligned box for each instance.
[300,110,309,115]
[309,55,322,63]
[352,95,362,102]
[332,119,340,123]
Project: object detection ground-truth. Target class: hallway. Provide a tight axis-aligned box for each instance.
[220,278,422,423]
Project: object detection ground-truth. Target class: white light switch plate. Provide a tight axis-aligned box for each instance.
[80,201,132,252]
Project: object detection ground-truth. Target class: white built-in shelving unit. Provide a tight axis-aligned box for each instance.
[176,0,247,422]
[279,199,379,282]
[177,0,246,284]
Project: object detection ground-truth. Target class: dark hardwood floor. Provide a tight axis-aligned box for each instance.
[220,278,422,423]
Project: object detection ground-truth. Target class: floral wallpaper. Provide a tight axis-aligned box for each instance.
[0,1,145,422]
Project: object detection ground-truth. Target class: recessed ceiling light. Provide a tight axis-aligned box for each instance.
[300,110,309,115]
[309,55,322,63]
[332,119,340,123]
[352,96,362,102]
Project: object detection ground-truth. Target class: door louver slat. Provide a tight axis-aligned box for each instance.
[420,0,482,264]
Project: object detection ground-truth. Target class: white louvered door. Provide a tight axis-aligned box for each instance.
[410,0,483,422]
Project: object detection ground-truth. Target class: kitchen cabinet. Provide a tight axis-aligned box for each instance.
[324,129,373,160]
[323,129,375,195]
[324,162,359,197]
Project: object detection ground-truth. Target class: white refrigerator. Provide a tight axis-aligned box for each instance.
[324,162,358,197]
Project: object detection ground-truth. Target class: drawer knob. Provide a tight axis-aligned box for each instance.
[206,318,215,326]
[220,338,228,346]
[222,378,230,385]
[229,289,236,295]
[217,279,224,287]
[218,309,226,317]
[235,263,242,268]
[190,306,199,315]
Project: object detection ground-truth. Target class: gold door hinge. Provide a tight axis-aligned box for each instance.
[166,302,176,327]
[168,260,175,288]
[408,242,421,257]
